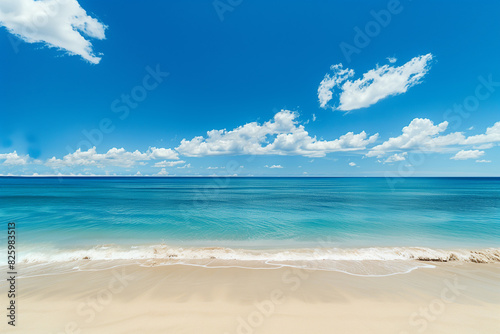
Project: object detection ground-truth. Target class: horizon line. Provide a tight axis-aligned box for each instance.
[1,175,499,178]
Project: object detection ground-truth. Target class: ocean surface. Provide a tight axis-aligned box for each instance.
[1,177,499,274]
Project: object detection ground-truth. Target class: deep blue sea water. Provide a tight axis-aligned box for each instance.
[0,177,499,266]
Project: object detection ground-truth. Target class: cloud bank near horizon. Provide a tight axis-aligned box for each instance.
[1,110,499,175]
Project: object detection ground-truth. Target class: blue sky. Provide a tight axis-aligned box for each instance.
[0,0,499,176]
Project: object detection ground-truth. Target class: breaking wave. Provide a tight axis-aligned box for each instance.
[15,245,500,264]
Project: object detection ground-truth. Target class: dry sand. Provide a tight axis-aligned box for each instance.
[1,261,499,333]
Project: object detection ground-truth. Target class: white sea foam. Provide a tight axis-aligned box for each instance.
[0,245,497,278]
[14,244,500,264]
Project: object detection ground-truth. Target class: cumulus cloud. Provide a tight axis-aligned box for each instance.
[367,118,450,157]
[176,110,379,158]
[265,165,283,169]
[348,162,356,167]
[0,0,107,63]
[46,147,179,168]
[384,152,408,163]
[387,57,397,63]
[318,54,433,111]
[0,151,31,165]
[451,150,484,160]
[366,118,500,159]
[461,122,500,145]
[148,147,179,160]
[4,115,498,175]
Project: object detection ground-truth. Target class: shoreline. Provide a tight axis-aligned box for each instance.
[6,244,500,266]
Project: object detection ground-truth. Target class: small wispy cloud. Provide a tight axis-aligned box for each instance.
[265,164,283,169]
[156,168,168,175]
[153,160,186,167]
[177,163,191,169]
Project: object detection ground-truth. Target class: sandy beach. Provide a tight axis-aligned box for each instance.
[2,261,499,334]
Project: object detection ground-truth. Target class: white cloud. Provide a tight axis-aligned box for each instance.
[384,152,408,163]
[46,146,179,168]
[153,160,185,167]
[0,151,31,165]
[176,110,378,158]
[318,54,433,111]
[46,147,147,167]
[367,118,451,158]
[348,162,356,167]
[461,122,500,146]
[451,150,484,160]
[318,64,354,109]
[148,147,179,160]
[266,164,283,169]
[387,57,397,63]
[0,0,107,63]
[4,116,498,175]
[367,118,500,159]
[156,168,168,176]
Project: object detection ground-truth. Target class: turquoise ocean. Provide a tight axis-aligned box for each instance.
[1,177,499,275]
